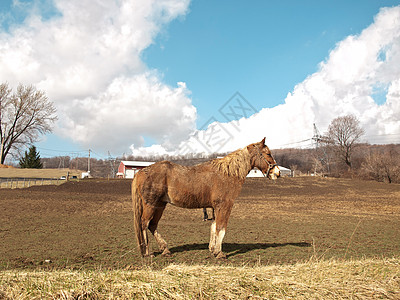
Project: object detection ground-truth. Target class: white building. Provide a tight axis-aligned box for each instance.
[246,166,292,178]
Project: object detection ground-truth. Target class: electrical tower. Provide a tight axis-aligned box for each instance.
[312,123,323,148]
[312,123,330,174]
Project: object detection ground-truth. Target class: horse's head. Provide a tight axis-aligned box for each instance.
[247,137,280,180]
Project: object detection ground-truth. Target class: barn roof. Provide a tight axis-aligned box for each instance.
[120,161,154,167]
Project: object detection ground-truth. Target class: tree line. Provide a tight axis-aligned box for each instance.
[36,142,400,184]
[273,144,400,183]
[274,115,400,183]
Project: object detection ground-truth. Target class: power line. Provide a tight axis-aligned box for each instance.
[276,138,312,148]
[32,145,87,155]
[365,133,400,137]
[90,149,108,160]
[275,131,400,150]
[33,144,109,159]
[28,130,400,160]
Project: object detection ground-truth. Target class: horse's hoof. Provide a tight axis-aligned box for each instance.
[161,249,171,257]
[143,253,155,258]
[216,252,227,259]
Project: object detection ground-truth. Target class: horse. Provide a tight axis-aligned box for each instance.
[132,138,280,259]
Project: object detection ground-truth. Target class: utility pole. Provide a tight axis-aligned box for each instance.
[88,149,91,176]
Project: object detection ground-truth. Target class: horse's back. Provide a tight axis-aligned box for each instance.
[135,161,213,208]
[135,160,240,209]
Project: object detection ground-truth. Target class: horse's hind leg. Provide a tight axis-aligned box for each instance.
[140,205,157,257]
[203,208,208,221]
[203,208,215,221]
[148,205,171,257]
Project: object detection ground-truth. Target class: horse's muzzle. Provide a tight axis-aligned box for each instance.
[269,165,280,180]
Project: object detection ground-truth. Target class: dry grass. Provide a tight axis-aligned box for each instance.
[1,258,399,299]
[0,168,83,188]
[0,168,82,180]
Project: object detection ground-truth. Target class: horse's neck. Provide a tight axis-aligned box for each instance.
[213,147,253,180]
[240,147,253,177]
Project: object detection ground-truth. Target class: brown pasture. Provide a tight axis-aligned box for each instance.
[1,177,400,270]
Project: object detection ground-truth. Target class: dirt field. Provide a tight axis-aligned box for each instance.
[1,177,400,270]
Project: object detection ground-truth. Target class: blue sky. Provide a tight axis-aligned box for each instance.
[1,0,400,160]
[145,0,390,123]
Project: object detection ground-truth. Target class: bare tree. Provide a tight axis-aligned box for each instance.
[361,147,400,183]
[326,114,364,169]
[0,83,57,164]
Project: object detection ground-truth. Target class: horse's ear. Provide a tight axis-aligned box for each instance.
[260,137,266,145]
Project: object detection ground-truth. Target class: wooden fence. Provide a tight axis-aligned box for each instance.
[0,177,67,189]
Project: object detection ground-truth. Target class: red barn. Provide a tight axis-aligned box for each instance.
[117,161,154,178]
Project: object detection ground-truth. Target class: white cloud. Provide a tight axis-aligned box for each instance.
[60,74,196,153]
[0,0,193,153]
[165,5,400,155]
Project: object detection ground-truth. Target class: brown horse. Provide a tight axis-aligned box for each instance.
[132,138,280,258]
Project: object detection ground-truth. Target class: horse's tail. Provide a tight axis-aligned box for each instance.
[132,174,146,256]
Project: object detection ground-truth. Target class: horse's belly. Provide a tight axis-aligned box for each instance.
[167,190,210,209]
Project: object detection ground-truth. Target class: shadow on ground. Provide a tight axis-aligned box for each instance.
[167,242,311,258]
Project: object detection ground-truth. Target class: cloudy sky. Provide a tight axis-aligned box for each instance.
[1,0,399,159]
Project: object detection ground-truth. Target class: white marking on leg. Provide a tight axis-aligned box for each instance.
[154,230,167,250]
[142,229,149,256]
[214,229,225,254]
[209,222,216,252]
[154,230,171,256]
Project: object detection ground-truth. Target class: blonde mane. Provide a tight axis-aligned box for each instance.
[210,147,251,179]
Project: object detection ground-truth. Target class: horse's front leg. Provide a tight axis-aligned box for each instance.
[209,204,232,259]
